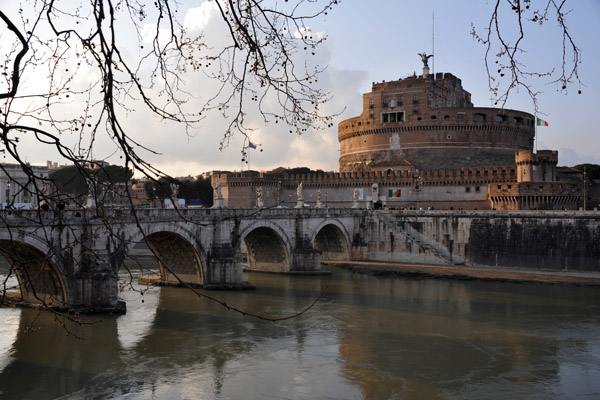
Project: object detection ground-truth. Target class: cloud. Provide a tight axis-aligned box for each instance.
[557,147,600,167]
[122,3,369,176]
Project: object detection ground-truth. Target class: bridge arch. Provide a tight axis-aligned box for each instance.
[237,222,292,272]
[311,219,352,261]
[0,234,68,309]
[127,224,206,286]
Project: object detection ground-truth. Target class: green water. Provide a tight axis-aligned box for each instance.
[1,265,599,399]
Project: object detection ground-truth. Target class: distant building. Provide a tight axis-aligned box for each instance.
[213,66,584,211]
[0,163,50,209]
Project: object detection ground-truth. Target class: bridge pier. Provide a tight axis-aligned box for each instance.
[71,271,124,313]
[291,245,322,272]
[68,241,125,313]
[205,255,252,289]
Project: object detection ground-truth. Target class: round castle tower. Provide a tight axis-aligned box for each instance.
[338,69,535,172]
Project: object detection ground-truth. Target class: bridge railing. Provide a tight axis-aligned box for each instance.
[1,207,597,228]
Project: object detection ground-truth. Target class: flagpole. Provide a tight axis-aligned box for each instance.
[535,117,538,153]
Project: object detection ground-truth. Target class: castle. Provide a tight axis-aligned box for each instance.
[212,61,583,211]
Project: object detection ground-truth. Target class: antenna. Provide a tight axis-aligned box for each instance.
[432,12,435,76]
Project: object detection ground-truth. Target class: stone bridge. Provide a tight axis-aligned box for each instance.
[1,208,599,313]
[0,208,361,313]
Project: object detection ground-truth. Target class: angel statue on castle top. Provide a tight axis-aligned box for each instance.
[418,52,434,68]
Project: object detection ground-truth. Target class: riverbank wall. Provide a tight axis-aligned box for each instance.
[357,211,600,272]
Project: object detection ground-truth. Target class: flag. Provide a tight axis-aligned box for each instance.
[388,189,401,198]
[536,118,549,127]
[248,141,257,149]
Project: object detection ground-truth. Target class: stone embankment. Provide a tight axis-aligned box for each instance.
[324,261,600,287]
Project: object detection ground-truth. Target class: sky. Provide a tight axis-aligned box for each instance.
[2,0,599,176]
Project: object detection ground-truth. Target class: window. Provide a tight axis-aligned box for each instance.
[431,115,437,120]
[465,187,471,193]
[383,98,389,108]
[457,112,465,120]
[369,99,374,109]
[444,115,450,120]
[495,115,506,122]
[413,106,419,114]
[397,96,403,107]
[473,113,486,121]
[475,186,480,192]
[413,95,419,104]
[514,116,523,124]
[381,111,405,124]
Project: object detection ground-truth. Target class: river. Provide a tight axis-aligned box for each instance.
[1,261,600,399]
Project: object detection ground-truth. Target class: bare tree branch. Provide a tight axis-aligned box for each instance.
[471,0,582,113]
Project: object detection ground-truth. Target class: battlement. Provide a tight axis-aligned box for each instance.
[371,72,462,91]
[252,165,517,188]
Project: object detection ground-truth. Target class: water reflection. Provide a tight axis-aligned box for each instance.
[0,266,599,399]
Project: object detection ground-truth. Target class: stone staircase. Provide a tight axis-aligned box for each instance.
[374,211,462,265]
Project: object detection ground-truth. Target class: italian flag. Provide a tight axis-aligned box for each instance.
[536,117,549,127]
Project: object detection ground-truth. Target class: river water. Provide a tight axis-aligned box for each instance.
[1,263,600,399]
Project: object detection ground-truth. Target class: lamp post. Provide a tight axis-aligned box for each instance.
[5,181,10,209]
[583,167,587,211]
[413,169,422,210]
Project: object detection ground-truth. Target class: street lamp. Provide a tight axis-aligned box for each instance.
[5,181,10,209]
[583,167,587,211]
[413,169,422,210]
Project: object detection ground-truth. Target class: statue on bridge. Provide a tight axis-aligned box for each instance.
[315,189,323,208]
[170,183,179,198]
[352,188,360,209]
[212,180,224,208]
[83,174,98,209]
[256,186,263,208]
[295,182,304,208]
[297,182,303,201]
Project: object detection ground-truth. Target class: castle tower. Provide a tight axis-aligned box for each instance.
[516,150,558,183]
